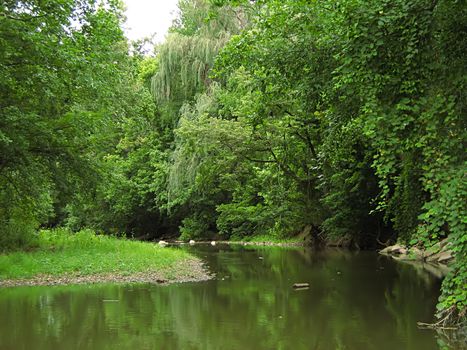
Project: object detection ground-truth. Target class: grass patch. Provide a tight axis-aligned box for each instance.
[241,234,303,244]
[0,228,196,280]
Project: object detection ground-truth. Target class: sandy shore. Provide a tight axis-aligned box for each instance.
[0,258,213,288]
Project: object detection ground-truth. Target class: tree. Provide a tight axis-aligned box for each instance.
[0,0,139,248]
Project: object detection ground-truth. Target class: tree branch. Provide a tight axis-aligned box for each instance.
[1,12,48,22]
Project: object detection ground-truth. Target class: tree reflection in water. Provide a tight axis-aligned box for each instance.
[0,245,445,350]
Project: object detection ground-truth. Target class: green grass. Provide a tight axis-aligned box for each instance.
[238,234,303,244]
[0,228,192,280]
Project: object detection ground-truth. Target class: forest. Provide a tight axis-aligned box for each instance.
[0,0,465,329]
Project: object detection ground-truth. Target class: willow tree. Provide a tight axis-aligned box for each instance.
[151,0,247,113]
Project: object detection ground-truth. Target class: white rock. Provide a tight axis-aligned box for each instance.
[390,244,408,255]
[438,251,454,264]
[189,240,195,245]
[379,246,393,254]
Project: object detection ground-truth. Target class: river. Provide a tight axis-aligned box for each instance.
[0,244,448,349]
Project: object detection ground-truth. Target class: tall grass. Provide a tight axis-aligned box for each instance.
[0,228,191,280]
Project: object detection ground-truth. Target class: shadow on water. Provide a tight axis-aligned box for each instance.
[0,244,455,350]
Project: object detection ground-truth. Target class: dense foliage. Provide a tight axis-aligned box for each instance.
[0,0,140,246]
[0,0,465,326]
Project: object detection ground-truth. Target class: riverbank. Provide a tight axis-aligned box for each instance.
[379,238,455,266]
[173,230,311,247]
[0,229,212,288]
[186,239,305,247]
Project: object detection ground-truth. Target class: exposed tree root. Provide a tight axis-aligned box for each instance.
[417,306,466,330]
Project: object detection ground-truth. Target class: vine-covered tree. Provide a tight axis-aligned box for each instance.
[154,0,466,325]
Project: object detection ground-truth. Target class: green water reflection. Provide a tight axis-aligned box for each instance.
[0,245,446,349]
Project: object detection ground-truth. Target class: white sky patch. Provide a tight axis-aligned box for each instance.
[123,0,179,43]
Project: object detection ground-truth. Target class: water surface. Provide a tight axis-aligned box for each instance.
[0,245,447,349]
